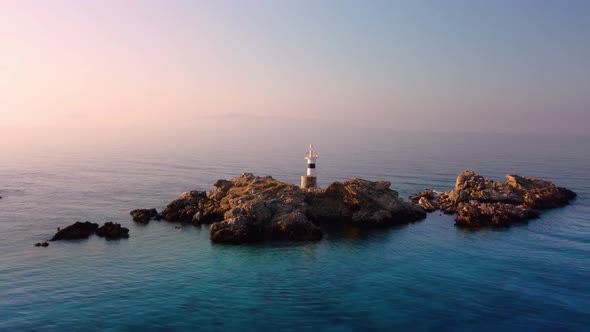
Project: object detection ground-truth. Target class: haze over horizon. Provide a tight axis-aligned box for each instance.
[2,0,589,141]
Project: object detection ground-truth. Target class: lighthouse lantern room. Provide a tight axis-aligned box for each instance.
[301,144,318,189]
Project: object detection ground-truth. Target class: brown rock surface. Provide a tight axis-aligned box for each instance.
[418,170,577,227]
[305,179,426,226]
[409,189,440,212]
[455,201,540,227]
[158,174,425,243]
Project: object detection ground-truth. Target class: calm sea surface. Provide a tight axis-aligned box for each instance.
[1,131,589,331]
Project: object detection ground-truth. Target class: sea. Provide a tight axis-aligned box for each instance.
[1,129,589,331]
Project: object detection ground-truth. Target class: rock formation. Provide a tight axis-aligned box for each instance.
[206,174,322,243]
[411,170,576,227]
[96,222,130,239]
[157,173,426,243]
[455,201,541,227]
[161,191,220,224]
[47,221,130,243]
[50,221,99,241]
[305,179,426,227]
[130,208,159,223]
[409,189,439,212]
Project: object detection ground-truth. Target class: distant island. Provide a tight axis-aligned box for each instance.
[40,171,577,246]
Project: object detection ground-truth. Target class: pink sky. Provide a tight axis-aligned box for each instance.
[2,0,589,137]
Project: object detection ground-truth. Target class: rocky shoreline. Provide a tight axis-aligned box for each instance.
[36,170,577,246]
[410,170,577,227]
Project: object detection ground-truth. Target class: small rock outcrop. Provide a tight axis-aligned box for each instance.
[43,221,130,244]
[161,191,221,224]
[158,173,425,243]
[130,208,159,223]
[413,170,576,227]
[96,222,130,239]
[50,221,99,241]
[409,189,440,212]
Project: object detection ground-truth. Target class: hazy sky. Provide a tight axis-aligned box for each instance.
[2,0,589,135]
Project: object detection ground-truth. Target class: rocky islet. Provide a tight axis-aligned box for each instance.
[410,170,577,227]
[35,221,130,246]
[157,173,426,243]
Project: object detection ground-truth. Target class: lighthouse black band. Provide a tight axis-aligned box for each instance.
[307,163,316,168]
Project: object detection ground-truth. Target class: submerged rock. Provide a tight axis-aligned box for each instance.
[161,173,425,243]
[96,222,130,239]
[130,208,158,223]
[50,221,99,241]
[34,242,49,247]
[413,170,576,227]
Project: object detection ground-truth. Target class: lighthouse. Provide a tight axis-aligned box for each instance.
[301,144,318,189]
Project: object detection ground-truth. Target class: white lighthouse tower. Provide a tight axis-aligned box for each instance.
[301,144,318,189]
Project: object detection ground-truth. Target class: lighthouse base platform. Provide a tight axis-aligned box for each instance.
[301,176,317,189]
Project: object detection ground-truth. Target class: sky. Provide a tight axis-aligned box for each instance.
[1,0,589,139]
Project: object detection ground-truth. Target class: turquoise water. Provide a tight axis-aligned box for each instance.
[1,131,589,331]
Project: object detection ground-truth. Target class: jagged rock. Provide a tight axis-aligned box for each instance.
[305,179,426,227]
[409,189,440,212]
[505,174,577,209]
[409,189,437,203]
[130,208,158,223]
[162,173,422,243]
[430,170,576,227]
[208,174,322,243]
[50,221,99,241]
[160,191,219,223]
[455,201,540,227]
[210,212,323,244]
[96,222,129,239]
[438,170,576,213]
[418,197,438,212]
